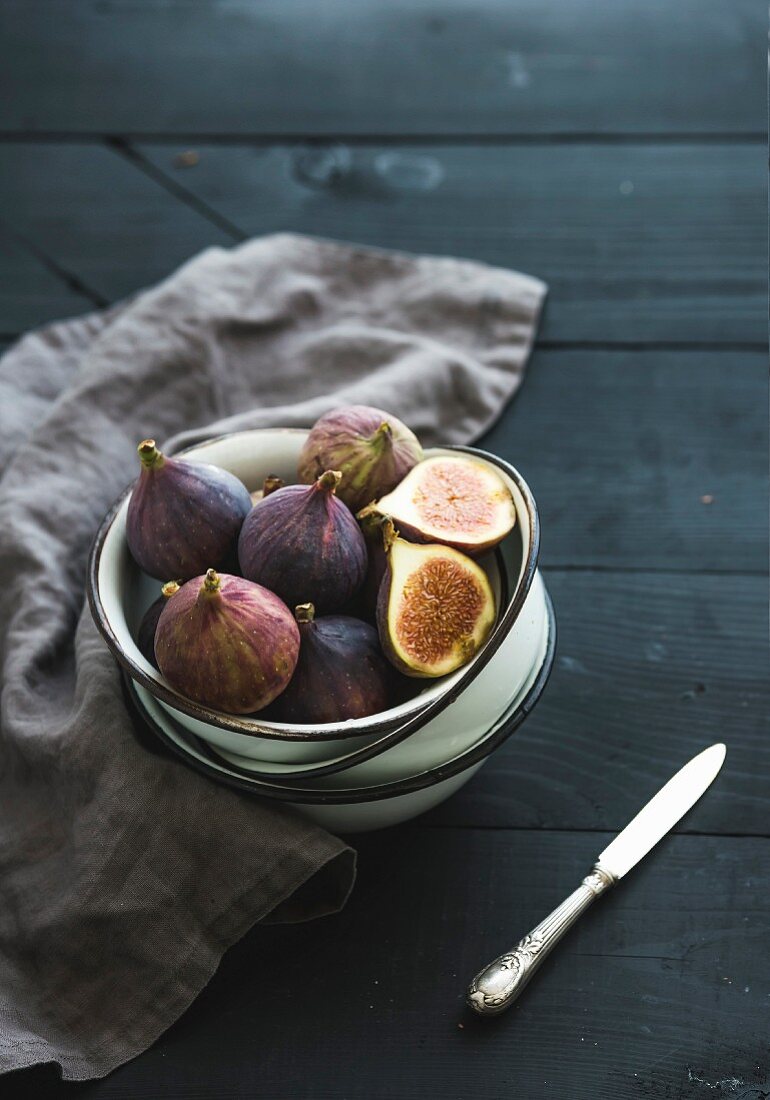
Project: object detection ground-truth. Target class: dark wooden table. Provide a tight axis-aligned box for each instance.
[1,3,767,1097]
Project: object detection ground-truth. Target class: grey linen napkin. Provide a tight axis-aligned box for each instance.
[0,233,546,1080]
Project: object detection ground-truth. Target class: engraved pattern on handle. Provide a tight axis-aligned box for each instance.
[466,864,616,1016]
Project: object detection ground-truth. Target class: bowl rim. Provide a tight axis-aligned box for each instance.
[121,585,556,806]
[87,429,540,743]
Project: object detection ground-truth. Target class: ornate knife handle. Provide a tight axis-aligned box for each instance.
[466,864,616,1017]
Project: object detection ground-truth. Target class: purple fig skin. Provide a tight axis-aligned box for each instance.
[154,570,300,714]
[126,440,253,580]
[268,603,394,724]
[297,405,423,513]
[136,580,181,667]
[357,508,392,623]
[238,470,367,614]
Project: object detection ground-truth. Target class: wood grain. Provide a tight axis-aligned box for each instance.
[10,829,769,1099]
[434,570,769,835]
[0,142,763,344]
[0,0,763,136]
[0,3,766,1095]
[136,141,766,344]
[483,349,767,572]
[0,224,94,333]
[0,144,233,316]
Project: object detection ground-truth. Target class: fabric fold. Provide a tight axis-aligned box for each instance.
[0,234,545,1080]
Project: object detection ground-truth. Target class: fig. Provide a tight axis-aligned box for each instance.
[136,580,181,667]
[154,569,299,714]
[370,455,516,555]
[356,507,395,622]
[377,533,496,678]
[249,474,284,508]
[127,440,252,580]
[238,470,367,614]
[298,405,423,513]
[269,603,393,724]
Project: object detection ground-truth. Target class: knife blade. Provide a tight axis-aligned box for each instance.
[598,741,725,878]
[466,743,726,1016]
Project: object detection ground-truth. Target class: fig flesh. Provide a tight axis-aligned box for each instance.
[154,569,299,714]
[298,405,423,513]
[249,474,284,508]
[127,440,252,580]
[377,535,496,678]
[269,603,394,724]
[238,470,367,614]
[136,580,180,668]
[370,455,516,555]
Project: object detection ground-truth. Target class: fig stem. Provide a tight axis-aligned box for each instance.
[373,421,392,446]
[381,517,399,553]
[356,501,380,523]
[137,439,164,469]
[161,580,181,599]
[202,569,221,594]
[295,603,316,624]
[262,475,284,497]
[317,469,342,493]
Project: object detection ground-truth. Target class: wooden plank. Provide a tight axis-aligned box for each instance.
[0,143,763,343]
[0,144,234,313]
[0,225,94,333]
[0,148,762,568]
[434,571,769,835]
[0,0,763,135]
[11,830,770,1098]
[483,349,767,572]
[136,142,766,344]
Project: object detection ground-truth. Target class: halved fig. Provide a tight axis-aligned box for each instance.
[369,455,516,555]
[377,533,496,678]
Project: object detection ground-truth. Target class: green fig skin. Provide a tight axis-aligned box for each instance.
[297,405,423,513]
[154,570,300,714]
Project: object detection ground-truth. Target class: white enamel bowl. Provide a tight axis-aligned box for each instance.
[88,428,551,803]
[124,586,555,833]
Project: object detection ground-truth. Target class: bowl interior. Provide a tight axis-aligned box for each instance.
[93,429,534,740]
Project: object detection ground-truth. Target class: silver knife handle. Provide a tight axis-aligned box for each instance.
[466,863,616,1016]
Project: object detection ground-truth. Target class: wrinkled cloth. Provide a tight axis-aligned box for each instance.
[0,233,545,1080]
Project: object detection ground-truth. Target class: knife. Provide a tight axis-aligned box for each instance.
[466,742,726,1016]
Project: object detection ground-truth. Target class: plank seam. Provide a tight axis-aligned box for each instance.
[536,340,768,353]
[106,138,247,242]
[0,131,765,145]
[540,565,768,578]
[0,220,108,309]
[419,824,770,840]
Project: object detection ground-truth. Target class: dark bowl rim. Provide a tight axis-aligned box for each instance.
[87,429,540,743]
[122,585,556,807]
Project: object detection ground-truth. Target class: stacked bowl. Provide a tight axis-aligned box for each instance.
[88,429,555,832]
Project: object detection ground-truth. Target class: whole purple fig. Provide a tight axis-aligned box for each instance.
[238,470,367,614]
[126,439,252,580]
[298,405,423,513]
[269,603,393,724]
[155,569,299,714]
[136,580,181,667]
